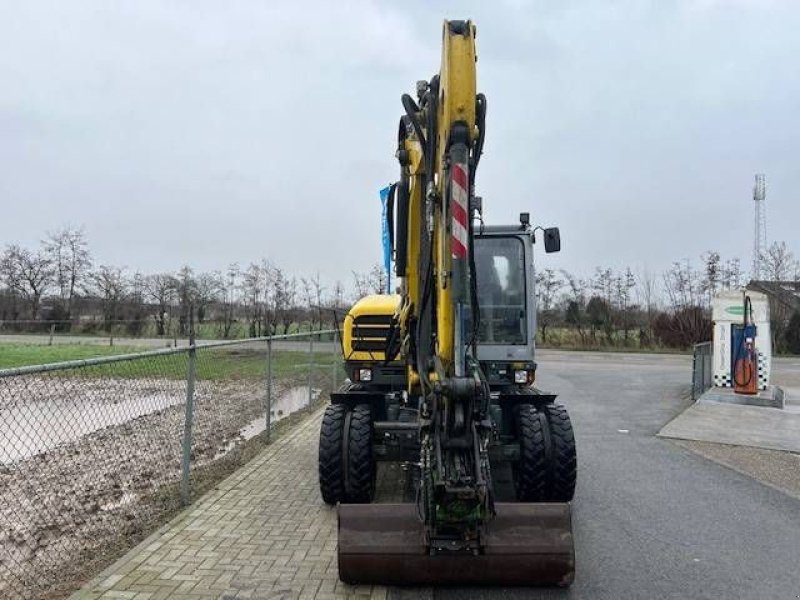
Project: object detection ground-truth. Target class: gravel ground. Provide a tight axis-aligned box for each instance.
[672,439,800,500]
[0,373,323,599]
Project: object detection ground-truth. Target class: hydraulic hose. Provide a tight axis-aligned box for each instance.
[733,295,755,387]
[472,93,486,187]
[467,93,486,352]
[386,182,396,254]
[401,94,426,160]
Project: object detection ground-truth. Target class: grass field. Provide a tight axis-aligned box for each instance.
[0,342,341,380]
[0,343,148,368]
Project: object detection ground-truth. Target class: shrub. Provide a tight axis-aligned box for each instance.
[785,311,800,355]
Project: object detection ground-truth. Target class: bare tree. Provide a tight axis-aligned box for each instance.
[535,268,563,343]
[130,271,145,306]
[145,273,176,336]
[659,258,711,347]
[636,268,659,345]
[562,271,588,345]
[242,262,266,337]
[351,265,387,301]
[0,244,53,319]
[586,295,612,344]
[44,226,92,319]
[195,272,223,324]
[592,267,614,303]
[760,241,798,281]
[266,266,285,336]
[311,272,325,331]
[90,265,128,330]
[0,249,24,321]
[173,266,198,336]
[615,267,637,343]
[126,271,147,336]
[351,271,371,300]
[701,251,721,306]
[218,263,239,338]
[299,273,325,331]
[663,259,702,310]
[588,267,620,345]
[721,257,742,290]
[329,280,347,309]
[274,271,298,335]
[368,265,387,295]
[258,260,277,336]
[323,279,348,331]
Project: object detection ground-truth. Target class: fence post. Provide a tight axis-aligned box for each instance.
[180,312,197,505]
[48,323,55,346]
[700,345,705,398]
[308,333,314,406]
[266,336,272,443]
[691,345,698,401]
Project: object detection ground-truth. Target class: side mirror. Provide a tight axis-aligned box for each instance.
[543,227,561,253]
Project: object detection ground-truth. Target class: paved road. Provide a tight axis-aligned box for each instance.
[431,351,800,600]
[76,350,800,599]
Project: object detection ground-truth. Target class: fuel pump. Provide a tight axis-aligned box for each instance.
[733,293,758,395]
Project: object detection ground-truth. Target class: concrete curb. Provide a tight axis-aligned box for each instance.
[658,393,800,453]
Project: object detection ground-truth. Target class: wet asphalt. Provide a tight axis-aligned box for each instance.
[390,351,800,600]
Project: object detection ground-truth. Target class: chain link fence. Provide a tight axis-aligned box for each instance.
[0,331,339,599]
[0,318,335,347]
[691,341,713,400]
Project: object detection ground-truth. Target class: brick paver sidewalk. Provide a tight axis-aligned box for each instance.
[73,407,386,600]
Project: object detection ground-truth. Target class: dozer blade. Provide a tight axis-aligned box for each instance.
[338,503,574,587]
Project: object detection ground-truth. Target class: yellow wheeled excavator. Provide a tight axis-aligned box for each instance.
[319,19,576,586]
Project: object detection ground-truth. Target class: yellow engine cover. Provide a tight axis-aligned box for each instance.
[342,294,401,362]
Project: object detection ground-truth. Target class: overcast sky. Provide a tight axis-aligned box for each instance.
[1,0,798,288]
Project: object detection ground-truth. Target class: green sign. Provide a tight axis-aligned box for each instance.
[725,305,745,316]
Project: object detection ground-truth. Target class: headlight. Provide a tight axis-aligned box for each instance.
[514,370,528,384]
[358,368,373,382]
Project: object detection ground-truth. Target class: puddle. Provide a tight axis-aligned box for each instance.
[269,385,320,421]
[0,391,184,463]
[213,386,321,459]
[0,384,321,465]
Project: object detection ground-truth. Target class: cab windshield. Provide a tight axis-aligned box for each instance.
[473,236,527,344]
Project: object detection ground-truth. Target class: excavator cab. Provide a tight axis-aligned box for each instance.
[473,219,559,388]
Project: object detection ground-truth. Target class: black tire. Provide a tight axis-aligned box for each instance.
[543,403,577,502]
[514,403,548,501]
[345,404,376,503]
[318,403,347,505]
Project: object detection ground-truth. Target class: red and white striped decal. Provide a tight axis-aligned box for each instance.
[450,163,469,259]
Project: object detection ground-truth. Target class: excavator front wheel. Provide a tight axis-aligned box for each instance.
[514,403,548,501]
[542,403,577,502]
[318,402,376,505]
[319,403,347,505]
[514,403,576,502]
